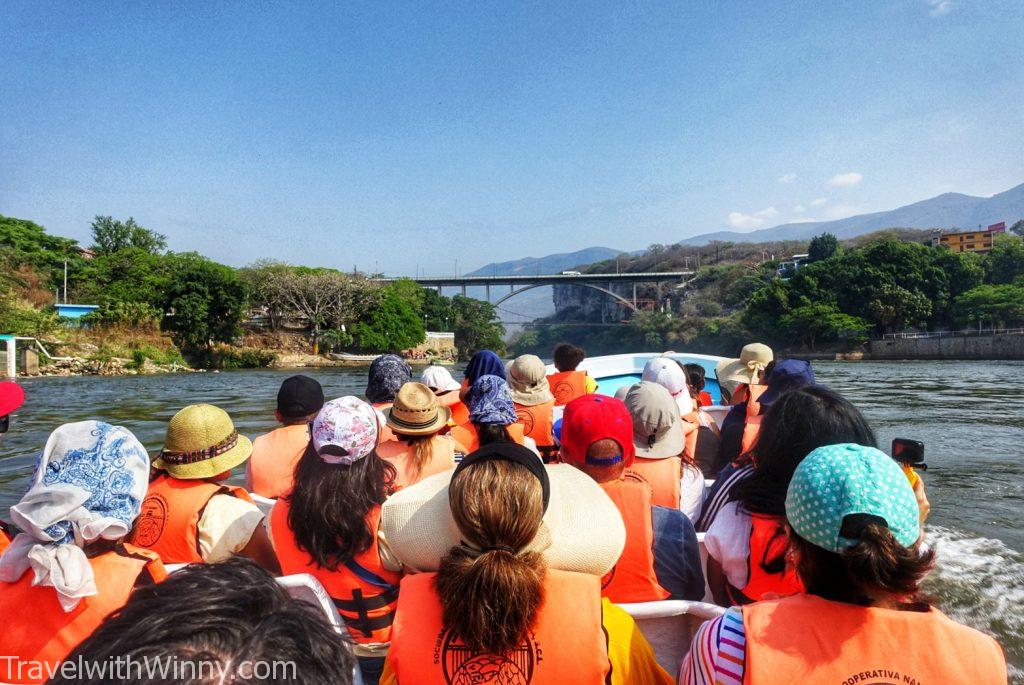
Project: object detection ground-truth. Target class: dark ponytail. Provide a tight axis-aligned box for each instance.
[793,524,935,607]
[475,423,514,446]
[435,460,546,654]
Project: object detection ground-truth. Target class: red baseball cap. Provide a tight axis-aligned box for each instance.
[0,382,24,417]
[560,394,636,468]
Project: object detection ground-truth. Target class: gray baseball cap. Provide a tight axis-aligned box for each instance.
[624,381,685,459]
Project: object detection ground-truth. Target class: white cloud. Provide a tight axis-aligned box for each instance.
[810,197,827,207]
[728,206,779,230]
[789,217,821,224]
[793,204,806,213]
[778,173,798,184]
[828,172,863,188]
[928,0,952,16]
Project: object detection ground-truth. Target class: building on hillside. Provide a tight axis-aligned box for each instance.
[931,222,1007,253]
[53,303,99,326]
[778,253,810,279]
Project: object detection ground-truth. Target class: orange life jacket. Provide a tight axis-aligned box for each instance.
[376,434,457,490]
[547,370,589,406]
[0,544,166,684]
[270,499,401,645]
[435,389,470,427]
[514,400,556,460]
[727,513,804,605]
[680,414,700,461]
[0,520,13,555]
[730,383,750,406]
[599,478,670,603]
[740,384,768,456]
[247,424,309,499]
[387,569,610,684]
[448,422,526,454]
[128,474,254,564]
[742,594,1007,685]
[627,456,682,509]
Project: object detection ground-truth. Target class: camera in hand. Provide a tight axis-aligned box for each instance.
[892,438,926,470]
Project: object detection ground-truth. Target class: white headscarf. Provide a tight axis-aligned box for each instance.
[0,421,150,611]
[420,365,461,393]
[641,358,694,415]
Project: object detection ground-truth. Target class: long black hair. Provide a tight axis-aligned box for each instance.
[734,385,876,517]
[286,442,396,570]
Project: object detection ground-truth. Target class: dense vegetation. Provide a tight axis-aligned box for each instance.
[511,229,1024,356]
[0,214,503,364]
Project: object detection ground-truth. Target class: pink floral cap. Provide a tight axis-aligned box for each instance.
[311,396,380,465]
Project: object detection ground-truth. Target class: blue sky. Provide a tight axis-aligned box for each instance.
[2,1,1021,275]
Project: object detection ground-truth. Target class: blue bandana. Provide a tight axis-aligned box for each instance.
[464,350,507,384]
[466,375,518,426]
[366,354,412,404]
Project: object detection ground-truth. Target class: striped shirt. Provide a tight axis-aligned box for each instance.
[695,464,754,532]
[679,607,747,685]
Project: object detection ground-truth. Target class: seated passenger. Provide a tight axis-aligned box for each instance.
[703,386,876,605]
[0,381,26,554]
[449,375,534,453]
[560,395,705,602]
[684,363,714,408]
[683,444,1007,685]
[547,342,596,405]
[714,342,773,407]
[51,558,355,685]
[128,404,279,573]
[381,443,673,685]
[508,354,558,460]
[717,357,813,470]
[366,354,412,443]
[645,358,721,477]
[378,382,461,488]
[246,374,324,498]
[0,422,165,684]
[270,397,399,685]
[461,349,506,395]
[421,364,469,425]
[624,382,705,522]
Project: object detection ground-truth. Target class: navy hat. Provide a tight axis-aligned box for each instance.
[277,375,325,418]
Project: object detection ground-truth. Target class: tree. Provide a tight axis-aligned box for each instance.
[351,286,425,352]
[985,234,1024,285]
[0,215,83,290]
[78,248,170,310]
[807,232,839,262]
[161,253,247,348]
[779,303,868,350]
[422,288,454,331]
[867,284,932,333]
[953,284,1024,328]
[90,216,167,255]
[449,296,505,358]
[1010,219,1024,238]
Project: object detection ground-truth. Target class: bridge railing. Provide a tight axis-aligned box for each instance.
[879,327,1024,340]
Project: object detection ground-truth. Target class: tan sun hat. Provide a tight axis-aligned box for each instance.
[386,382,451,436]
[507,354,554,406]
[378,462,626,575]
[153,404,253,480]
[625,381,685,459]
[717,342,775,392]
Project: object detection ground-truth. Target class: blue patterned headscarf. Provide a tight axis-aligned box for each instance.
[365,354,412,404]
[466,375,518,426]
[0,421,150,611]
[464,350,506,384]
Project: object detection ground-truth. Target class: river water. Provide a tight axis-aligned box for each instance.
[1,360,1022,678]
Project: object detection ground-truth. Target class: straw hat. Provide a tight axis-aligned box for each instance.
[386,382,451,436]
[716,342,775,392]
[507,354,554,406]
[378,463,626,575]
[153,404,253,480]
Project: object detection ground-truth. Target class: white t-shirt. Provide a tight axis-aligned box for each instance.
[703,500,753,589]
[679,463,706,524]
[197,494,265,562]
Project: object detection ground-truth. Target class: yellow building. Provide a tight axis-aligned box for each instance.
[931,224,1005,253]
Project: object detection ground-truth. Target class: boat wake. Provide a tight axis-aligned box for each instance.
[927,525,1024,682]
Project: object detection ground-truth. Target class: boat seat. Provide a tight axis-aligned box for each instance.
[619,599,726,678]
[696,532,713,603]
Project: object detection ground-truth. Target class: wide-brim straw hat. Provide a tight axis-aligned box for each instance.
[152,404,253,480]
[507,354,555,406]
[378,463,626,576]
[386,382,452,436]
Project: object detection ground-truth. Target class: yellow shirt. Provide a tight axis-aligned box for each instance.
[378,598,672,685]
[585,374,599,394]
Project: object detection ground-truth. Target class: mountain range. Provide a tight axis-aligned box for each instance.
[467,246,624,278]
[678,182,1024,245]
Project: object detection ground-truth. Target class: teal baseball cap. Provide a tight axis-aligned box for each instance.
[785,443,921,553]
